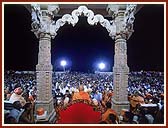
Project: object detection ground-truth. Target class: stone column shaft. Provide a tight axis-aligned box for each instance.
[112,36,130,114]
[112,8,130,114]
[35,34,55,122]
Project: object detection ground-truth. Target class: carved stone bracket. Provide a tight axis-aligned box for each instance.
[31,4,60,38]
[107,4,137,40]
[124,4,137,39]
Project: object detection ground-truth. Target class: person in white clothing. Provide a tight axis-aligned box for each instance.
[9,86,26,107]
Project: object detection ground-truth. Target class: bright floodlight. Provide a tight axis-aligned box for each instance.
[60,60,67,67]
[98,63,105,70]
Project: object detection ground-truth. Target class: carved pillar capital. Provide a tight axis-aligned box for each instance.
[31,4,60,39]
[107,4,137,40]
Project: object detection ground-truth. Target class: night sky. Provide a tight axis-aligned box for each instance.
[4,4,164,72]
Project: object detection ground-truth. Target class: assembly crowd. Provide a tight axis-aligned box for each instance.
[4,70,164,124]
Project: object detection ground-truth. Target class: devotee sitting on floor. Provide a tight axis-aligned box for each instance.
[154,105,164,124]
[108,113,118,124]
[5,101,23,124]
[19,102,34,124]
[93,90,102,103]
[120,111,134,124]
[101,102,118,124]
[9,86,26,107]
[129,91,145,114]
[72,85,91,102]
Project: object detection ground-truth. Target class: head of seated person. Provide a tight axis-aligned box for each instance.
[78,85,84,92]
[13,101,22,110]
[109,113,117,124]
[106,102,112,109]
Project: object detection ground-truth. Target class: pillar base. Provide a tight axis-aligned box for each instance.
[35,109,56,124]
[112,98,130,114]
[35,98,56,124]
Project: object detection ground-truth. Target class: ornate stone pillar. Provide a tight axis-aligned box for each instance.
[35,34,56,123]
[31,4,59,123]
[112,35,130,114]
[107,4,137,113]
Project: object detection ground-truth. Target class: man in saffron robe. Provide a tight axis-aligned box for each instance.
[72,85,91,102]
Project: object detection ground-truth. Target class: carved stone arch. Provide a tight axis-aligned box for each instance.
[52,6,116,39]
[30,4,139,122]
